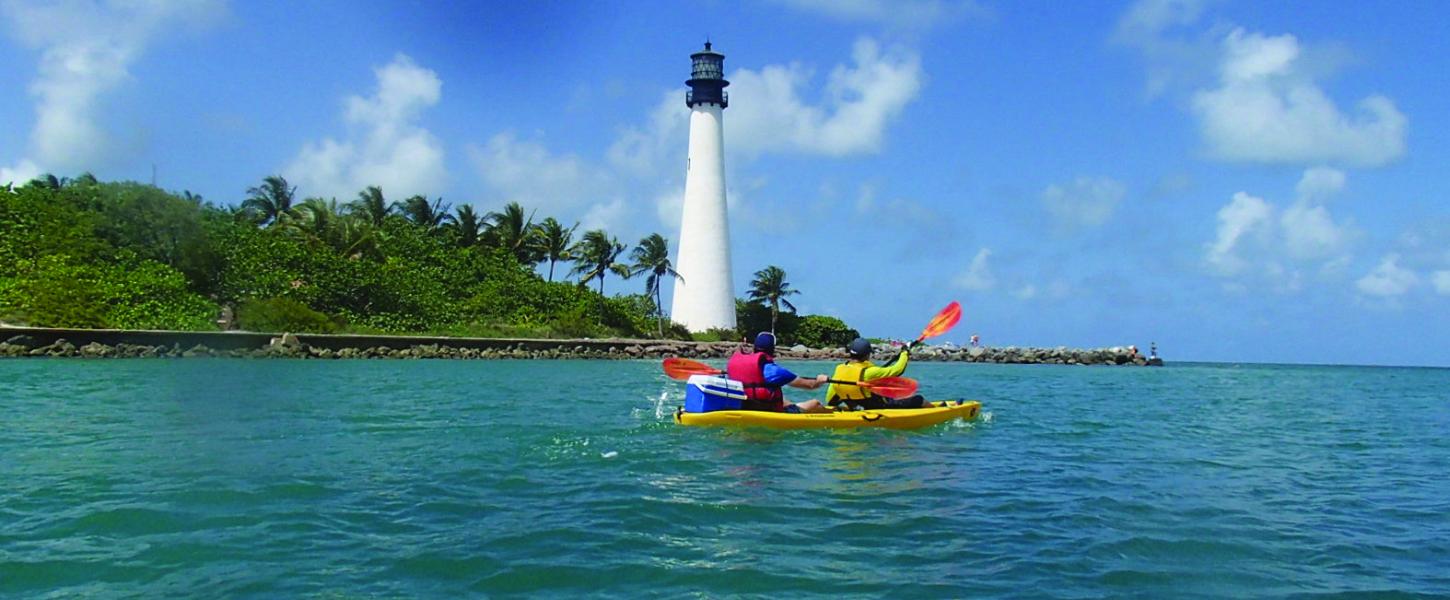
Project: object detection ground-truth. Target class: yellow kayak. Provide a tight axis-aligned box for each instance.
[674,401,981,430]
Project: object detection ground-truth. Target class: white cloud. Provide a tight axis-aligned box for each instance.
[727,38,922,157]
[581,198,630,233]
[1112,0,1220,97]
[1355,254,1418,297]
[1433,271,1450,296]
[1,159,42,186]
[1042,177,1126,230]
[1116,0,1211,38]
[285,54,446,200]
[1206,191,1273,275]
[1191,28,1406,166]
[778,0,988,30]
[1012,284,1037,300]
[469,132,630,231]
[1294,165,1346,200]
[607,90,686,179]
[954,248,995,291]
[1206,168,1357,286]
[0,0,222,174]
[1280,202,1350,261]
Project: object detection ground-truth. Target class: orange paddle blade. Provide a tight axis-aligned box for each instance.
[916,301,962,342]
[858,376,919,399]
[662,357,723,380]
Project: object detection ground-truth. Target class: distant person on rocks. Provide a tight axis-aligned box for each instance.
[1150,342,1158,359]
[825,338,929,410]
[970,334,980,348]
[727,332,829,413]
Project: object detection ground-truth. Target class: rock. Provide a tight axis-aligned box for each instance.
[36,339,77,357]
[269,332,303,348]
[4,334,37,349]
[182,344,212,358]
[79,342,114,358]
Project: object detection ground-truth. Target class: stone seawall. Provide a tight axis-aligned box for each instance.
[0,327,1162,366]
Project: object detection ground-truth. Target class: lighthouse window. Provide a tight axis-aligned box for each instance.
[693,59,721,79]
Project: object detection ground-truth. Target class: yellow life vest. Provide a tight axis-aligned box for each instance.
[829,360,875,402]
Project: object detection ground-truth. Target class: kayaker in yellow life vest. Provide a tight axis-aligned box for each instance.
[825,338,930,410]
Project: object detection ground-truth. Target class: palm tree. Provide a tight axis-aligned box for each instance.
[748,265,800,335]
[285,198,378,260]
[628,233,682,337]
[447,205,484,248]
[484,201,540,264]
[242,175,296,226]
[532,217,577,282]
[401,194,453,233]
[569,229,629,295]
[348,185,395,227]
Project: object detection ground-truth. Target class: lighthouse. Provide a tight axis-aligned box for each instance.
[671,42,737,332]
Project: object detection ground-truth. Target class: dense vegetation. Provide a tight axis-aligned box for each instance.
[0,174,857,345]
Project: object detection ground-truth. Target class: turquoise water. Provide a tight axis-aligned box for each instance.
[2,359,1447,598]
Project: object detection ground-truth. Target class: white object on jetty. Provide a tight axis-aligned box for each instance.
[671,42,737,333]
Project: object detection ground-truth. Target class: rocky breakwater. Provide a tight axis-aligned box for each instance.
[0,333,747,361]
[763,343,1159,366]
[0,331,1161,365]
[892,344,1159,366]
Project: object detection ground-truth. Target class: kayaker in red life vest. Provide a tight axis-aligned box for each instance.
[726,332,830,413]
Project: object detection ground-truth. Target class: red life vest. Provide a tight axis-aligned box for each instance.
[727,350,783,407]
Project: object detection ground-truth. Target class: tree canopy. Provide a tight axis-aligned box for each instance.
[0,173,854,345]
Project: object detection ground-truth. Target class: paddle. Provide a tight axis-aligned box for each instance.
[909,301,962,348]
[660,357,920,399]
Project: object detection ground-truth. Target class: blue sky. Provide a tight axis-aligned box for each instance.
[2,0,1447,366]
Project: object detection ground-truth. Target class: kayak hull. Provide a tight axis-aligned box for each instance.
[674,401,981,430]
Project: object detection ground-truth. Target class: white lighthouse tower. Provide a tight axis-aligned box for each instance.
[671,42,736,332]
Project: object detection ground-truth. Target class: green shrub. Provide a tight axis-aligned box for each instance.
[692,327,742,343]
[236,297,339,333]
[793,314,860,349]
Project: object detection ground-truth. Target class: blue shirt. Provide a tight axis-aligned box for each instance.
[762,362,797,387]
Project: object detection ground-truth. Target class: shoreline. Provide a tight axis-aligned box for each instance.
[0,326,1162,366]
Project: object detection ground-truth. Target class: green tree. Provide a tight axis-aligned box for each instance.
[448,204,483,248]
[286,197,379,260]
[747,265,799,335]
[242,175,296,227]
[401,195,453,233]
[86,182,218,292]
[484,201,539,264]
[569,229,629,295]
[628,233,681,337]
[531,217,576,282]
[793,314,859,348]
[348,185,395,227]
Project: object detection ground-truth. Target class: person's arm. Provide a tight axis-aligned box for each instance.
[863,349,910,380]
[764,362,827,389]
[789,374,828,390]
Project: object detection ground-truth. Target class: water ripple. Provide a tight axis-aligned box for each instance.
[2,359,1448,597]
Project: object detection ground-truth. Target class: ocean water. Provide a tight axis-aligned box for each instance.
[1,358,1447,598]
